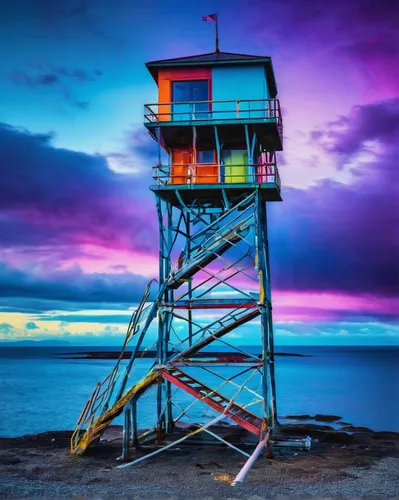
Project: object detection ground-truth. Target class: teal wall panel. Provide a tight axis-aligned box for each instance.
[211,65,269,119]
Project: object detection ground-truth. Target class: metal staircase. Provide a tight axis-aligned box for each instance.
[71,172,273,465]
[171,306,261,361]
[70,48,287,487]
[70,280,160,454]
[163,367,263,436]
[71,368,162,455]
[168,214,253,289]
[71,301,261,454]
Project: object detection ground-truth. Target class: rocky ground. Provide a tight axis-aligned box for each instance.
[1,423,398,499]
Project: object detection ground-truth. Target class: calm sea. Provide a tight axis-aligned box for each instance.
[0,346,398,437]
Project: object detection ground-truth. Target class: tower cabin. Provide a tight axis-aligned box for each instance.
[144,51,283,205]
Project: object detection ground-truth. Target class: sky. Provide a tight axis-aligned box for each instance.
[0,0,398,346]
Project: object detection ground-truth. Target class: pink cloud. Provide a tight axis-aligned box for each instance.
[272,291,398,322]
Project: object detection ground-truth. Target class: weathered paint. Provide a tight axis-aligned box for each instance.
[211,65,269,119]
[158,68,211,121]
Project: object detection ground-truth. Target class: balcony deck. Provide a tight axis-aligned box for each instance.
[151,182,281,207]
[144,99,283,151]
[150,162,282,207]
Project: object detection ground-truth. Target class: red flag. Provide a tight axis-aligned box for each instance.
[202,13,217,22]
[202,13,220,53]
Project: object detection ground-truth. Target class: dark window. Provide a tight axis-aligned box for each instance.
[197,151,214,164]
[172,80,208,103]
[172,81,192,103]
[172,80,209,119]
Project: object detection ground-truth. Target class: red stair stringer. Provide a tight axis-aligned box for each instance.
[163,367,263,437]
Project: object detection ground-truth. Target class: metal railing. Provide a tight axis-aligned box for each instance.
[152,162,281,189]
[144,98,282,130]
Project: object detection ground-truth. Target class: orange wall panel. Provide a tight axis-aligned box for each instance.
[158,78,170,121]
[171,150,191,184]
[195,164,218,184]
[157,68,212,121]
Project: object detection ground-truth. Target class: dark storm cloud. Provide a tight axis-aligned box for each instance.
[1,0,129,47]
[0,122,157,312]
[249,0,398,48]
[0,262,152,306]
[311,99,399,156]
[248,0,399,93]
[269,99,399,296]
[0,97,397,314]
[0,122,156,253]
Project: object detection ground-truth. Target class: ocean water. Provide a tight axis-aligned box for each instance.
[0,346,398,437]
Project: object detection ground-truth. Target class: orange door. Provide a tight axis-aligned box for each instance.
[195,150,218,184]
[171,151,191,184]
[195,164,218,184]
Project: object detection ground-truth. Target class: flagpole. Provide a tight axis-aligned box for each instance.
[215,14,219,53]
[202,13,220,53]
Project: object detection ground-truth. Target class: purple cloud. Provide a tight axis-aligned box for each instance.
[0,122,156,255]
[249,0,398,51]
[246,0,399,98]
[269,99,399,296]
[312,99,399,157]
[0,262,153,312]
[0,97,397,318]
[11,0,127,47]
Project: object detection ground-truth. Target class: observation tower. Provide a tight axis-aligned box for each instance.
[71,47,286,482]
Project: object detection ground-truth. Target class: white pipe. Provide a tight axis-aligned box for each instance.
[117,401,234,469]
[231,434,269,487]
[172,401,250,458]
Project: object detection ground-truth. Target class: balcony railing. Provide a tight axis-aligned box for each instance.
[144,98,282,130]
[152,162,281,190]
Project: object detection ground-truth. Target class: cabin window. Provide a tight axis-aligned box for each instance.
[197,150,214,164]
[172,80,209,120]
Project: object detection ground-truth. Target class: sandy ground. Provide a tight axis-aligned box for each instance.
[1,425,398,499]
